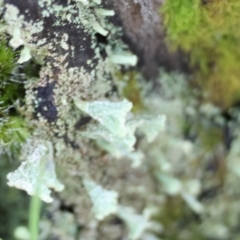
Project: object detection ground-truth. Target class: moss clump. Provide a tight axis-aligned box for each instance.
[0,41,32,237]
[0,41,15,78]
[117,71,145,113]
[0,40,30,149]
[162,0,240,108]
[0,40,17,106]
[153,196,204,240]
[0,117,30,147]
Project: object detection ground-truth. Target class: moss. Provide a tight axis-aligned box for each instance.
[162,0,201,50]
[153,196,205,240]
[0,117,30,147]
[162,0,240,108]
[0,40,30,149]
[117,71,145,113]
[0,40,17,106]
[0,40,15,79]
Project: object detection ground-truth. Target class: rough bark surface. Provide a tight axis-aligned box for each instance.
[5,0,190,79]
[109,0,190,78]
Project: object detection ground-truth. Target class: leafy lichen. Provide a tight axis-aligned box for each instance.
[7,139,64,203]
[3,1,240,240]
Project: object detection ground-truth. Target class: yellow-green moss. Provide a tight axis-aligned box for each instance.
[162,0,240,108]
[153,196,205,240]
[0,117,30,145]
[0,40,30,148]
[117,71,145,113]
[0,40,17,106]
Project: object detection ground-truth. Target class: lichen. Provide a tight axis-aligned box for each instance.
[0,1,163,239]
[83,176,119,220]
[7,139,64,203]
[2,1,240,240]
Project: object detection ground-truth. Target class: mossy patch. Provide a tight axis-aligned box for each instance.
[153,196,204,240]
[0,117,30,147]
[0,41,15,78]
[0,40,17,106]
[0,40,30,148]
[162,0,240,108]
[116,71,145,113]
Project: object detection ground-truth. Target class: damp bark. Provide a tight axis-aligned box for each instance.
[4,0,190,80]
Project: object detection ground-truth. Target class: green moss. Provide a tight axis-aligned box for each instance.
[0,41,15,78]
[153,196,205,240]
[0,117,30,147]
[162,0,240,108]
[199,126,222,150]
[0,40,30,149]
[117,71,145,113]
[162,0,201,50]
[0,40,17,106]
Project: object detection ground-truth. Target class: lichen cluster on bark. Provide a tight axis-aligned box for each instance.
[1,0,240,240]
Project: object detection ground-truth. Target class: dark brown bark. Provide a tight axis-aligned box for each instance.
[5,0,190,80]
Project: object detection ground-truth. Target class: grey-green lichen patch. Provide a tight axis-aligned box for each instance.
[1,2,225,235]
[134,69,240,239]
[117,206,152,240]
[49,0,112,36]
[39,201,78,240]
[4,1,238,240]
[3,0,148,225]
[17,46,31,64]
[76,99,166,169]
[7,139,64,202]
[138,115,166,143]
[4,3,44,59]
[83,175,118,220]
[75,99,133,137]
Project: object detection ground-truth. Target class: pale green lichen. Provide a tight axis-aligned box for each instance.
[139,115,166,143]
[17,46,32,64]
[7,139,64,203]
[109,54,138,66]
[117,206,150,240]
[83,176,118,220]
[4,1,240,240]
[75,99,133,137]
[1,3,153,237]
